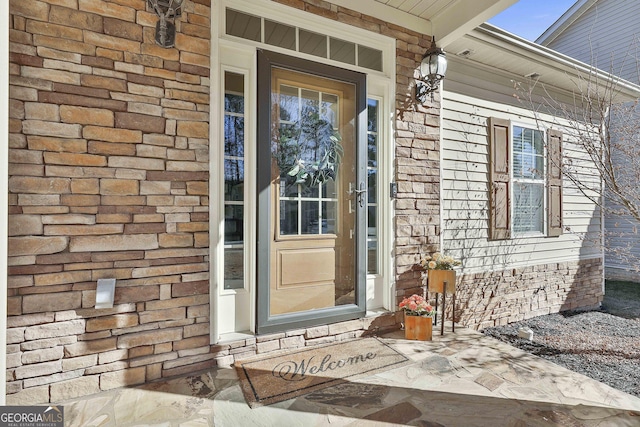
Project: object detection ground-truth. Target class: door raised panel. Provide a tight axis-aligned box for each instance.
[278,248,335,288]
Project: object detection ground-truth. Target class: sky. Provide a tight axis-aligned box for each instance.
[488,0,578,41]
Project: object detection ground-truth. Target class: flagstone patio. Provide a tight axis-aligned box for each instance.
[59,326,640,426]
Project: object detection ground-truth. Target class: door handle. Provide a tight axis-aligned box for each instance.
[354,182,366,208]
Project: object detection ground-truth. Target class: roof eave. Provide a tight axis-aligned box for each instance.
[475,23,640,101]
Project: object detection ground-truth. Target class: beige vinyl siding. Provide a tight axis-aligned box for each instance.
[604,164,640,274]
[441,90,601,273]
[546,0,640,83]
[544,0,640,278]
[605,212,640,271]
[603,107,640,276]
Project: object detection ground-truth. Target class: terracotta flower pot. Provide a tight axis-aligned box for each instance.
[427,269,456,293]
[404,313,433,341]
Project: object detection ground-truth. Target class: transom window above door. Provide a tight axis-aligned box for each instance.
[225,8,384,72]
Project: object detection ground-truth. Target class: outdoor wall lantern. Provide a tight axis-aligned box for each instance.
[416,39,447,103]
[148,0,184,48]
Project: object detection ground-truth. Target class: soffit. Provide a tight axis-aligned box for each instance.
[446,23,640,101]
[313,1,640,100]
[328,0,518,46]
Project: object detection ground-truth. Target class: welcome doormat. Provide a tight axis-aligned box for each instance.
[235,337,410,408]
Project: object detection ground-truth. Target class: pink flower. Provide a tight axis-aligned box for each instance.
[399,293,436,317]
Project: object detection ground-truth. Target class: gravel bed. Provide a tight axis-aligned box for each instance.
[482,287,640,398]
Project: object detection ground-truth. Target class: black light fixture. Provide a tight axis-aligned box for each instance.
[147,0,184,48]
[416,38,447,103]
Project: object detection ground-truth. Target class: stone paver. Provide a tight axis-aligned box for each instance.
[60,327,640,426]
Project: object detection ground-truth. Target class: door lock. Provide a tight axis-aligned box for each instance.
[354,182,367,208]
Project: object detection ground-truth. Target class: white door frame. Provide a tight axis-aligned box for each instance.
[210,0,396,343]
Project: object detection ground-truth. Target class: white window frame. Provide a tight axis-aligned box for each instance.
[366,77,394,313]
[211,45,257,343]
[211,0,395,343]
[511,122,547,237]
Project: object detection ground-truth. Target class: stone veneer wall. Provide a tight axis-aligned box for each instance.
[454,258,604,330]
[6,0,439,404]
[7,0,212,404]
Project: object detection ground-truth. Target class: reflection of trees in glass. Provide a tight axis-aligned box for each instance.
[513,127,543,179]
[274,105,343,189]
[224,92,245,202]
[223,73,245,290]
[224,159,244,201]
[224,205,243,242]
[368,134,377,168]
[224,94,244,157]
[366,99,379,274]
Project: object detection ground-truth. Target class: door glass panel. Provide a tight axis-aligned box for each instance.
[300,184,319,198]
[322,179,337,198]
[368,169,377,204]
[323,201,337,234]
[224,159,243,201]
[301,201,320,234]
[367,99,379,274]
[223,72,245,290]
[279,200,298,235]
[270,67,357,315]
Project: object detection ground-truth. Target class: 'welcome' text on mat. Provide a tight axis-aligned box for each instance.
[235,337,410,407]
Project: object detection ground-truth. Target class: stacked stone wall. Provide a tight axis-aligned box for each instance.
[455,258,604,330]
[8,0,212,404]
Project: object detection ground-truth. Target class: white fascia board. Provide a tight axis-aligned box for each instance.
[474,23,640,100]
[433,0,519,47]
[536,0,598,45]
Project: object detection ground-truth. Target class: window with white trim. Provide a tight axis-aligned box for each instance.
[512,125,545,235]
[225,8,384,72]
[488,117,563,240]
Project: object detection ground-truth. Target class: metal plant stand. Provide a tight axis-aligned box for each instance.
[428,270,456,335]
